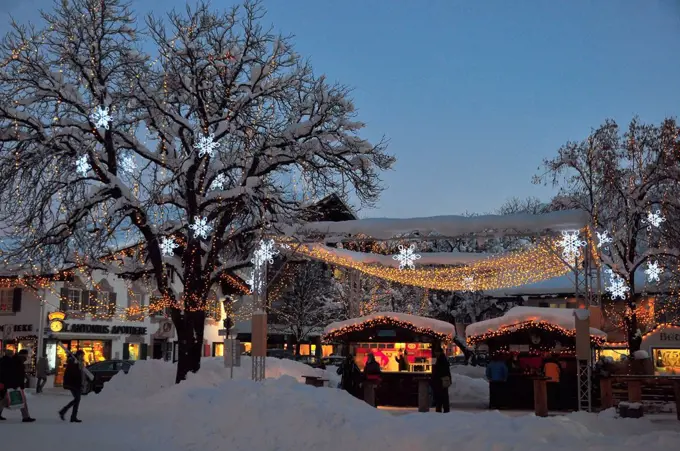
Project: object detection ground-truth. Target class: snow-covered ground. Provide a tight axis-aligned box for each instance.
[3,358,679,451]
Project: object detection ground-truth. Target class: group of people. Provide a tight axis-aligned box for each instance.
[337,346,452,413]
[0,348,87,423]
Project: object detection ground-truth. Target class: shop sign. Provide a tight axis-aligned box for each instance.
[659,331,680,343]
[48,312,146,335]
[0,324,34,340]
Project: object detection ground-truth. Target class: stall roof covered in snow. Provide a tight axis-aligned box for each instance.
[465,306,607,338]
[324,312,456,339]
[287,210,589,241]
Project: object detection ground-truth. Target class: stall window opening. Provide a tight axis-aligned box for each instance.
[65,288,82,312]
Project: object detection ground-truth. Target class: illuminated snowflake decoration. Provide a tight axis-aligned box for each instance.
[596,230,612,249]
[90,106,111,130]
[247,239,279,292]
[643,210,666,231]
[462,276,474,291]
[194,133,219,158]
[119,153,137,173]
[209,173,227,191]
[392,244,421,270]
[189,216,212,239]
[559,230,586,261]
[160,237,179,256]
[605,269,630,300]
[644,261,662,283]
[75,155,90,176]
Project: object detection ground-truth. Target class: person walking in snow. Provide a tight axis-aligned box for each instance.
[431,347,451,413]
[0,350,36,422]
[59,350,84,423]
[36,356,48,394]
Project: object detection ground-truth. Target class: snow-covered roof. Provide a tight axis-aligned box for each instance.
[324,312,456,339]
[486,268,664,297]
[287,210,589,241]
[465,307,607,338]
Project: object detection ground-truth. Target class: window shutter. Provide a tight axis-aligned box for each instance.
[140,343,148,360]
[59,288,69,312]
[108,292,117,317]
[12,288,22,312]
[80,290,90,313]
[122,345,130,360]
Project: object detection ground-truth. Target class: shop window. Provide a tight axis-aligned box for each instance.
[127,284,146,321]
[0,289,13,313]
[653,348,680,375]
[214,342,224,357]
[149,296,172,318]
[206,294,221,321]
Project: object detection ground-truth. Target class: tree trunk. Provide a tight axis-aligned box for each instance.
[626,276,642,354]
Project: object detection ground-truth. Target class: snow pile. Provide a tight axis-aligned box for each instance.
[97,356,326,407]
[633,350,649,360]
[325,312,456,338]
[449,373,489,407]
[86,374,679,451]
[466,306,607,338]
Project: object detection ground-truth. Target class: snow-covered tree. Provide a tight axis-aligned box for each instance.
[429,290,515,325]
[0,0,393,381]
[536,118,680,352]
[271,262,342,353]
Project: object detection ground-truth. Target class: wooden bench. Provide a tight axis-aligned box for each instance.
[302,375,328,388]
[600,376,680,420]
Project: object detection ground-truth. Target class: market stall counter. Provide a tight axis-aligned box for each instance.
[324,312,456,408]
[467,307,606,411]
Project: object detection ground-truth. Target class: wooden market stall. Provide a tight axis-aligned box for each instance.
[324,312,456,407]
[466,307,606,411]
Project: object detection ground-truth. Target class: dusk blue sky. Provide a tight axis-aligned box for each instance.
[3,1,680,218]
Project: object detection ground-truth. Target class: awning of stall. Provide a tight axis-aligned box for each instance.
[324,312,456,343]
[465,306,607,345]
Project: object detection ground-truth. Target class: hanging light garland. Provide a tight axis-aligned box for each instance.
[323,315,453,343]
[466,320,607,347]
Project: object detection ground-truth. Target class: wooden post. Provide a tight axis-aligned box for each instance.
[628,380,642,403]
[363,381,376,407]
[533,378,548,417]
[417,379,430,413]
[673,380,680,421]
[600,378,613,409]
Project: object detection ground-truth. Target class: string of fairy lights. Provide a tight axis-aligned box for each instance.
[466,320,607,348]
[323,315,453,343]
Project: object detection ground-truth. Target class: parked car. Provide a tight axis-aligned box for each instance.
[447,355,467,366]
[83,360,134,394]
[266,349,295,360]
[322,355,345,367]
[295,355,326,369]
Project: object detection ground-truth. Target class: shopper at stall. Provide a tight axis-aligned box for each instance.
[36,356,48,394]
[337,353,361,399]
[543,355,561,409]
[0,350,36,422]
[431,347,451,413]
[486,354,509,409]
[59,350,84,423]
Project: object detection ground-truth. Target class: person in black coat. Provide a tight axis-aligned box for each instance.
[59,350,84,423]
[0,350,36,422]
[431,347,451,413]
[337,354,361,399]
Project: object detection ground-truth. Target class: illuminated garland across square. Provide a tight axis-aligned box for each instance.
[323,315,453,343]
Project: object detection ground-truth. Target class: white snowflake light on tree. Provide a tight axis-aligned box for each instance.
[605,269,630,300]
[90,106,111,130]
[643,210,666,231]
[75,155,90,176]
[160,237,179,256]
[644,261,662,283]
[209,173,227,191]
[119,154,137,173]
[596,230,612,249]
[248,239,279,292]
[189,216,212,239]
[392,244,421,270]
[194,133,219,158]
[559,230,586,261]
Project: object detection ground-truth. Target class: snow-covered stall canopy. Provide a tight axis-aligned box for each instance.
[286,210,590,242]
[466,307,607,348]
[324,312,456,343]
